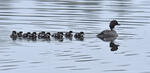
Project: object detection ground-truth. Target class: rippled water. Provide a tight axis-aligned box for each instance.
[0,0,150,73]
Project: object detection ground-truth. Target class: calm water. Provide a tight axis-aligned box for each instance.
[0,0,150,73]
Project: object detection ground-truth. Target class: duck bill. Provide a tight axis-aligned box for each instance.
[117,24,120,25]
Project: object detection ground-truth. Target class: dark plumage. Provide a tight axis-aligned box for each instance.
[109,20,120,30]
[74,32,84,38]
[44,32,51,40]
[97,20,120,39]
[17,31,23,37]
[110,41,119,51]
[65,31,73,38]
[74,32,84,41]
[10,31,17,40]
[38,31,45,39]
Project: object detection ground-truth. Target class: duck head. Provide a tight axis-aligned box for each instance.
[109,20,120,30]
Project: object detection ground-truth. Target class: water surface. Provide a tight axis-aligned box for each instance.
[0,0,150,73]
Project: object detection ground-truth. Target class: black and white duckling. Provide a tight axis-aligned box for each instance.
[31,32,37,38]
[23,32,28,38]
[38,31,45,39]
[74,32,84,41]
[65,31,73,40]
[30,32,37,41]
[17,31,23,37]
[25,32,31,39]
[44,32,51,40]
[65,31,73,37]
[74,32,84,38]
[52,32,63,39]
[10,31,17,40]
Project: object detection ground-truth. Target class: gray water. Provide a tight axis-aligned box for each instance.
[0,0,150,73]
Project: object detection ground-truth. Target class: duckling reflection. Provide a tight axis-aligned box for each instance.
[109,41,119,51]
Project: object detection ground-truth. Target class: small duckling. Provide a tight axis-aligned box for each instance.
[65,31,73,37]
[17,31,23,37]
[74,32,84,38]
[26,32,31,39]
[38,31,45,39]
[51,33,57,38]
[44,32,51,40]
[10,31,17,40]
[65,31,73,40]
[52,32,63,38]
[30,32,37,41]
[74,32,84,41]
[52,32,63,41]
[31,32,37,38]
[23,32,28,38]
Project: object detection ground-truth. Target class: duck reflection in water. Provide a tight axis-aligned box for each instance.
[110,41,119,51]
[98,36,119,51]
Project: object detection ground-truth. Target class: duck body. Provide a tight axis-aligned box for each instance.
[97,30,118,38]
[97,20,120,41]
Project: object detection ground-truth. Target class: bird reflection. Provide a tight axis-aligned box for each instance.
[97,35,119,51]
[109,41,119,51]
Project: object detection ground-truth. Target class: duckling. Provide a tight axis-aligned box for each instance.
[44,32,51,40]
[74,32,84,38]
[74,32,84,41]
[23,32,28,38]
[65,31,73,37]
[30,32,37,41]
[51,33,57,38]
[31,32,37,38]
[26,32,31,39]
[52,32,63,42]
[38,31,45,39]
[17,31,23,37]
[52,32,63,39]
[10,31,17,40]
[65,31,73,40]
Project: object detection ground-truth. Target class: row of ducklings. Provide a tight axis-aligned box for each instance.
[10,31,84,41]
